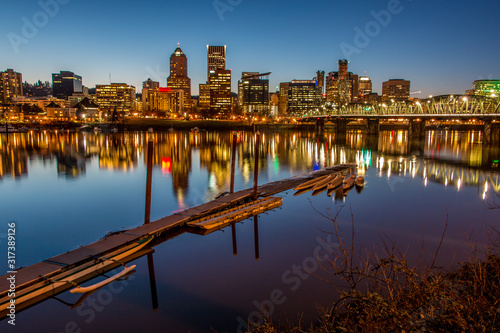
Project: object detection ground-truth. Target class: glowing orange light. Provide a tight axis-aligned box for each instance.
[161,157,172,174]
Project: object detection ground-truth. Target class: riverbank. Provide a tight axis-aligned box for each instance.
[248,226,500,333]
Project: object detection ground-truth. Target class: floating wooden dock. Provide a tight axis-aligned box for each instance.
[187,197,283,230]
[0,163,356,316]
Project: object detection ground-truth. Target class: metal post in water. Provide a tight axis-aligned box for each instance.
[254,215,260,260]
[231,223,237,256]
[230,131,237,193]
[253,131,260,199]
[144,136,154,224]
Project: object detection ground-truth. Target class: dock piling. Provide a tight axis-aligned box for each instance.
[144,136,154,224]
[231,223,237,256]
[254,215,260,261]
[253,132,260,199]
[147,252,158,311]
[230,131,237,193]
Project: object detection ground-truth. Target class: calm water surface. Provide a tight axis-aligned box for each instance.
[1,129,499,332]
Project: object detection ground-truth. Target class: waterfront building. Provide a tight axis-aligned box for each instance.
[96,83,136,114]
[45,101,77,120]
[52,71,82,100]
[382,79,410,101]
[0,69,23,103]
[12,96,69,110]
[167,45,192,111]
[473,80,500,98]
[73,97,99,119]
[281,80,321,115]
[142,87,184,116]
[238,72,270,115]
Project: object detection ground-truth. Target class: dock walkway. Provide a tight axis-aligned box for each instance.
[0,163,356,305]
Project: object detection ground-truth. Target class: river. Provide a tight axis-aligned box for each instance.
[0,128,499,332]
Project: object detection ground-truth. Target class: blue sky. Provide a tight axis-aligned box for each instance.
[1,0,499,97]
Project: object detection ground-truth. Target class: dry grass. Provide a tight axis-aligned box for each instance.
[249,206,500,333]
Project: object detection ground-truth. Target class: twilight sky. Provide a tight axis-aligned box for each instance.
[1,0,499,97]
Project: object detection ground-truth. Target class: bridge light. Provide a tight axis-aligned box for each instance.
[462,97,468,102]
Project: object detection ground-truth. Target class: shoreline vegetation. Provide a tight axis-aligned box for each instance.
[247,206,500,333]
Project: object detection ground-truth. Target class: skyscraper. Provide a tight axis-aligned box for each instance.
[238,72,270,114]
[200,45,231,115]
[52,71,82,100]
[207,45,226,77]
[382,79,410,101]
[167,45,191,111]
[358,76,372,96]
[281,80,321,115]
[0,69,23,103]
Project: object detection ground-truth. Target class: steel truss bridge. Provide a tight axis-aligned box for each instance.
[311,95,500,118]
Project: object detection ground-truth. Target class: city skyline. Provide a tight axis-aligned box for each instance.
[1,0,499,97]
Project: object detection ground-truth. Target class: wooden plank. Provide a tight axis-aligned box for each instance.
[0,262,63,296]
[188,197,283,230]
[48,233,140,266]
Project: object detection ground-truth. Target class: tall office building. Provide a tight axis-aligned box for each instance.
[316,70,325,95]
[167,45,192,111]
[358,76,372,96]
[238,72,270,114]
[52,71,82,100]
[199,45,231,115]
[207,45,226,76]
[96,83,136,114]
[208,69,231,114]
[382,79,410,101]
[326,60,359,105]
[278,82,290,115]
[143,78,159,90]
[0,69,23,103]
[280,80,321,115]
